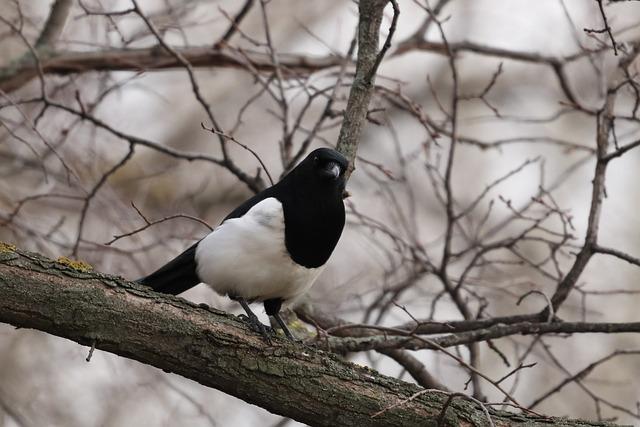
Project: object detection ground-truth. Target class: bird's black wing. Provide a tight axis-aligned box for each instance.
[137,186,279,295]
[137,242,200,295]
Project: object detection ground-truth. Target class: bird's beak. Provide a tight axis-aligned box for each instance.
[323,161,341,180]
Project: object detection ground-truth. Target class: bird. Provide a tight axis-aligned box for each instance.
[137,148,348,341]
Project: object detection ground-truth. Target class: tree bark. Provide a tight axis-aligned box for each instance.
[336,0,391,177]
[0,246,619,427]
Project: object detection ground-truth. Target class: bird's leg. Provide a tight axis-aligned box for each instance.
[272,312,296,341]
[233,296,272,342]
[264,298,296,341]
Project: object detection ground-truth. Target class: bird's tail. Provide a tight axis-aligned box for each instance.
[137,243,201,295]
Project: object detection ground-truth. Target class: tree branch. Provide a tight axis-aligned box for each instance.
[0,246,619,427]
[335,0,395,176]
[323,320,640,352]
[35,0,73,49]
[0,47,343,93]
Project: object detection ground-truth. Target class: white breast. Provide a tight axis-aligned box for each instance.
[195,197,323,303]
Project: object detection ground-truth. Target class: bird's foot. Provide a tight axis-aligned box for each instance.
[238,313,274,343]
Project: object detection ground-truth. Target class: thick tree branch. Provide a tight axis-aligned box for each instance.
[0,246,618,427]
[0,246,619,427]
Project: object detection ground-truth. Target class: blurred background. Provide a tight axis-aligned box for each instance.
[1,0,640,425]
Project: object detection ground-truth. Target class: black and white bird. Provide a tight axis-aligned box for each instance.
[138,148,348,340]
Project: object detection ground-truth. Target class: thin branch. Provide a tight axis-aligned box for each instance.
[35,0,73,48]
[584,0,618,55]
[593,245,640,267]
[529,350,640,409]
[325,320,640,352]
[335,0,394,176]
[215,0,255,47]
[130,0,262,193]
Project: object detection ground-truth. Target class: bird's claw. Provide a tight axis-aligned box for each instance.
[238,314,274,343]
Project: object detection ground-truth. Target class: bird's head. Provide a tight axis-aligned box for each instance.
[308,148,348,187]
[311,148,348,181]
[285,148,349,196]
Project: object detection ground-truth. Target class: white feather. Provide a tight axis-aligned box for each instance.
[195,197,322,303]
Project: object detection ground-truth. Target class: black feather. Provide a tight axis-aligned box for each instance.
[137,243,199,295]
[277,148,347,268]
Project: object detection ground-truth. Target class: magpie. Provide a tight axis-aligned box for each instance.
[138,148,348,340]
